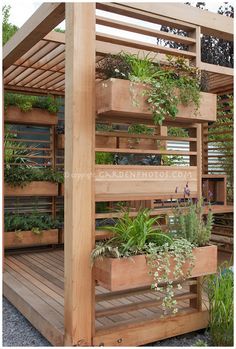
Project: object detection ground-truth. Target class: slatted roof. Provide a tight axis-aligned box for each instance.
[3,2,233,96]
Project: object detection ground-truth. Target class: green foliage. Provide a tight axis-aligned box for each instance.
[95,152,114,164]
[205,263,233,346]
[2,5,18,45]
[91,209,172,260]
[173,200,213,247]
[97,53,201,125]
[193,339,208,347]
[4,93,60,113]
[4,212,61,233]
[4,126,38,168]
[128,124,155,135]
[54,27,65,33]
[168,127,188,137]
[4,166,64,187]
[147,238,195,314]
[96,123,115,132]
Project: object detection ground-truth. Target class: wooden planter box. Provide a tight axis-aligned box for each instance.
[4,181,58,196]
[95,165,198,201]
[96,79,217,123]
[56,134,65,149]
[5,106,58,125]
[4,229,59,249]
[202,175,227,205]
[94,245,217,291]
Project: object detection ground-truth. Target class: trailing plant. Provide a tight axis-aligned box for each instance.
[92,209,197,315]
[4,93,60,113]
[173,199,214,247]
[96,123,115,132]
[204,263,233,346]
[147,238,195,314]
[4,166,64,187]
[97,53,201,125]
[4,212,61,233]
[128,124,155,135]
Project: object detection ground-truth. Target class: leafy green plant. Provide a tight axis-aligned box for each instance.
[95,152,114,164]
[4,93,60,113]
[97,53,201,125]
[204,263,233,346]
[4,212,61,233]
[4,166,64,187]
[92,209,196,315]
[128,124,155,135]
[173,199,214,247]
[193,339,208,347]
[147,238,195,314]
[92,209,172,259]
[4,126,39,168]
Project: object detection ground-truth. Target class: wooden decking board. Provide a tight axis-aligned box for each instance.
[5,263,64,315]
[19,254,64,281]
[3,250,209,346]
[3,272,64,346]
[4,258,64,306]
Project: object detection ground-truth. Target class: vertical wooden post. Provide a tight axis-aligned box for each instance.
[64,3,95,346]
[189,125,202,199]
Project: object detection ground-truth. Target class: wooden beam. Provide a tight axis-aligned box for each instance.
[122,3,233,41]
[3,3,65,70]
[64,3,95,346]
[200,62,234,76]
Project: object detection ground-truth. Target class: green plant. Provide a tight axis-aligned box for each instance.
[97,53,201,125]
[4,212,61,233]
[4,166,64,187]
[95,152,114,164]
[147,238,195,314]
[173,199,214,247]
[204,263,233,346]
[4,93,60,113]
[128,124,155,135]
[92,209,172,259]
[2,5,18,45]
[4,126,39,168]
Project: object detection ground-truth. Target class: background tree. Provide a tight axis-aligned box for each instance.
[157,2,234,68]
[2,5,18,45]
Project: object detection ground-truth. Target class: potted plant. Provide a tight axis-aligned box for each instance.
[96,53,216,124]
[4,93,59,125]
[92,204,217,314]
[4,212,62,248]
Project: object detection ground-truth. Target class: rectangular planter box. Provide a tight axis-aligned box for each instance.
[94,245,217,291]
[202,175,227,205]
[4,229,59,249]
[4,181,59,196]
[5,106,58,125]
[96,79,217,123]
[95,165,198,201]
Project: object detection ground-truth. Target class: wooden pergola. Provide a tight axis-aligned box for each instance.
[3,3,233,346]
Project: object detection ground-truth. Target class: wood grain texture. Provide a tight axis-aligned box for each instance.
[64,3,95,346]
[5,106,58,125]
[96,79,217,123]
[4,181,58,196]
[94,245,217,291]
[4,229,58,249]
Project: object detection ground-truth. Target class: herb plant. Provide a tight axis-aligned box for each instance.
[173,200,213,247]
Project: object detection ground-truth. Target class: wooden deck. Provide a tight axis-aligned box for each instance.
[3,249,211,346]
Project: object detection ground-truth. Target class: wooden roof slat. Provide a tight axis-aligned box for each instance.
[32,72,63,89]
[7,67,36,86]
[14,40,50,66]
[19,42,61,68]
[3,3,65,70]
[23,70,56,88]
[4,66,27,84]
[39,51,65,71]
[31,45,65,70]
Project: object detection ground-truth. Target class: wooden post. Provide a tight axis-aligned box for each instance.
[189,125,202,199]
[64,3,95,346]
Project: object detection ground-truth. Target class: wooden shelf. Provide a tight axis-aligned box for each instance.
[5,106,58,125]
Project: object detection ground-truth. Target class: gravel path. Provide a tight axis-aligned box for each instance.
[3,297,210,347]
